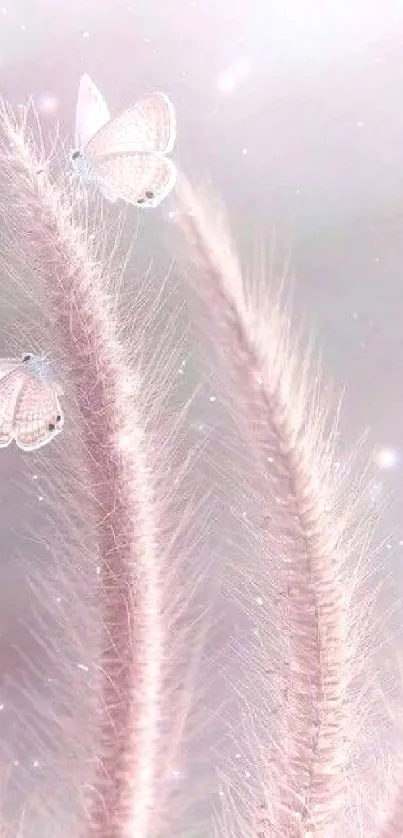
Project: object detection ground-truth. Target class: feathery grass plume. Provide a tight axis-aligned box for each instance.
[372,656,403,838]
[0,100,204,838]
[172,177,382,837]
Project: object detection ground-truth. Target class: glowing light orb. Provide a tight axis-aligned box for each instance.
[216,59,250,93]
[374,446,399,470]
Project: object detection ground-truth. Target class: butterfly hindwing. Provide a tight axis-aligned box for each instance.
[85,91,176,158]
[13,377,64,452]
[93,152,177,207]
[75,73,111,150]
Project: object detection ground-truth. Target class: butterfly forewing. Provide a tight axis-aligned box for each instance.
[0,367,26,448]
[13,377,64,452]
[93,152,177,207]
[75,74,111,150]
[85,92,176,158]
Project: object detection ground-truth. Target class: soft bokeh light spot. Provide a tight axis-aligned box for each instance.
[375,446,399,470]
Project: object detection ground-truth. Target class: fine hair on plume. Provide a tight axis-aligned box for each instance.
[0,97,400,838]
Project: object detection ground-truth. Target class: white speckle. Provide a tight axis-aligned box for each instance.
[77,663,89,672]
[82,31,89,38]
[242,147,248,155]
[209,395,217,402]
[178,360,187,375]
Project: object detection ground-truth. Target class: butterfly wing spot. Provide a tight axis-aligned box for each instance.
[136,189,155,205]
[48,414,63,433]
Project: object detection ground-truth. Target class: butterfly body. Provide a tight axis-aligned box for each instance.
[73,74,178,207]
[70,150,119,203]
[70,150,96,184]
[0,354,64,452]
[23,354,54,382]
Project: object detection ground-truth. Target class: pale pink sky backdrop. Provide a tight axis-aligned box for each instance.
[0,1,402,835]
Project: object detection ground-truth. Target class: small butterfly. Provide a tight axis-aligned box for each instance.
[71,73,178,208]
[0,354,64,452]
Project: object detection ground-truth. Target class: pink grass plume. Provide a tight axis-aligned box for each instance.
[171,177,382,837]
[0,99,177,838]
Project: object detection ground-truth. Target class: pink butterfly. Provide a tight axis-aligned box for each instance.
[71,73,178,208]
[0,354,64,452]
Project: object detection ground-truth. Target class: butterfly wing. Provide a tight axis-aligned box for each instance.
[85,92,176,157]
[92,152,177,207]
[0,368,26,448]
[75,74,111,150]
[13,378,64,452]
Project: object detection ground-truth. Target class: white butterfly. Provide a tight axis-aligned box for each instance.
[71,73,178,208]
[0,354,64,452]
